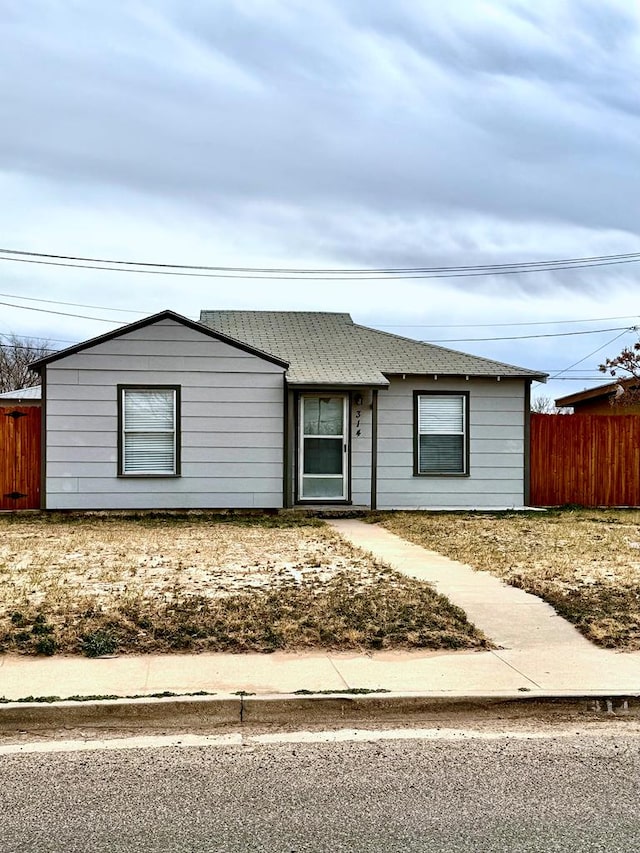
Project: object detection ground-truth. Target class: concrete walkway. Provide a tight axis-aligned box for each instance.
[330,519,590,652]
[1,520,639,704]
[330,519,640,693]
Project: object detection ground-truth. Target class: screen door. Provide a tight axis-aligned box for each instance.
[298,395,348,500]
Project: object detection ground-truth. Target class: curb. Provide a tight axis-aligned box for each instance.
[0,696,239,730]
[1,692,639,732]
[241,693,640,725]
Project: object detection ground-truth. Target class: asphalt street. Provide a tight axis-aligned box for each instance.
[2,725,639,852]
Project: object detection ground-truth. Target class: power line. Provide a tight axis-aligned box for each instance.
[542,328,633,383]
[1,249,640,280]
[0,300,127,324]
[428,325,634,343]
[1,297,636,344]
[541,369,616,373]
[3,254,639,280]
[378,313,640,328]
[1,289,638,331]
[0,332,80,345]
[0,292,143,314]
[2,246,640,273]
[0,341,59,352]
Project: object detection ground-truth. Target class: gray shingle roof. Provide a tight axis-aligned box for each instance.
[199,311,546,386]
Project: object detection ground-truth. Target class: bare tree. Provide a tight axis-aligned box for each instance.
[0,334,53,394]
[599,340,640,406]
[531,395,555,413]
[530,395,571,414]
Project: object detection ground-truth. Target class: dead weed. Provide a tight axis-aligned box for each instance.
[0,513,488,655]
[376,509,640,650]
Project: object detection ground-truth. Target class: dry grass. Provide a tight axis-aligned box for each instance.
[376,509,640,650]
[0,512,488,656]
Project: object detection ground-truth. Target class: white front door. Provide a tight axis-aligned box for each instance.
[298,394,348,501]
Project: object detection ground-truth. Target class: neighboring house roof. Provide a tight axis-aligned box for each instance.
[555,377,638,408]
[200,311,546,386]
[0,385,42,399]
[29,310,290,371]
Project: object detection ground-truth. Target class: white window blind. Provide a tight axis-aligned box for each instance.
[417,395,466,474]
[122,389,176,474]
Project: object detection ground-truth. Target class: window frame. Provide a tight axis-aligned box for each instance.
[413,390,470,477]
[117,384,181,478]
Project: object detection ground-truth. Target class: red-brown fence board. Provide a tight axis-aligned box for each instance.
[0,406,41,510]
[530,413,640,507]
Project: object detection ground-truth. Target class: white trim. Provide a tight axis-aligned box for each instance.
[122,388,177,475]
[417,394,467,475]
[298,394,349,501]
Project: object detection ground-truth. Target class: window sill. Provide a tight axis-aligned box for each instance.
[296,499,352,505]
[413,472,470,478]
[117,473,181,479]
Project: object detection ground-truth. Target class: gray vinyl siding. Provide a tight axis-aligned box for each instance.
[376,377,526,510]
[350,389,373,507]
[44,318,286,509]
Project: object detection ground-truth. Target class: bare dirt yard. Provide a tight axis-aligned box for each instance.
[377,509,640,650]
[0,513,489,656]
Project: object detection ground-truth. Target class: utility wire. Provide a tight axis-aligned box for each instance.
[1,289,639,330]
[541,369,620,373]
[428,325,634,343]
[0,333,77,350]
[539,328,633,385]
[379,313,640,328]
[1,298,637,344]
[1,253,640,280]
[0,292,143,314]
[0,300,127,324]
[551,328,635,379]
[2,246,640,273]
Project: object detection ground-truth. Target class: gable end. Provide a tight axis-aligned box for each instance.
[30,310,289,372]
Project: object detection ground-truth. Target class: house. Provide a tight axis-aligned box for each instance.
[555,378,640,415]
[29,310,546,511]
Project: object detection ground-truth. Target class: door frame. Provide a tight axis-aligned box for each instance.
[295,392,351,504]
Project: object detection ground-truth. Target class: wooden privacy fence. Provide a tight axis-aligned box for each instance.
[1,408,639,511]
[530,413,640,507]
[0,405,41,510]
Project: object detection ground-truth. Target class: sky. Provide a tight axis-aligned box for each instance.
[2,0,640,403]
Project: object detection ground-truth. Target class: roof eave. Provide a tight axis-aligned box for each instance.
[29,310,290,371]
[556,388,616,407]
[286,380,390,390]
[383,371,547,382]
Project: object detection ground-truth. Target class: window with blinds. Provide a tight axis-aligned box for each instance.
[120,387,179,475]
[416,394,467,475]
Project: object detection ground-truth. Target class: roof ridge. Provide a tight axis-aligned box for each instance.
[202,310,353,319]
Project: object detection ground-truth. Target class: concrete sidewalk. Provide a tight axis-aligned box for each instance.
[1,520,639,706]
[2,642,640,704]
[330,520,640,694]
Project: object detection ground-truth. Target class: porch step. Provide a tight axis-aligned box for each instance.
[282,505,371,519]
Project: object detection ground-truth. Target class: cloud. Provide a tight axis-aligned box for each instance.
[1,0,640,399]
[3,1,640,228]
